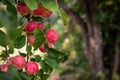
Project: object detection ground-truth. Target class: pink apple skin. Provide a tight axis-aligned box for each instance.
[25,62,39,75]
[0,64,8,72]
[42,10,52,18]
[39,44,45,52]
[11,55,26,70]
[45,29,59,44]
[31,4,43,17]
[39,44,52,53]
[37,22,44,31]
[17,2,29,16]
[28,36,35,46]
[25,21,38,33]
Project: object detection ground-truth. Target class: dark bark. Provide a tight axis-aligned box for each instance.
[58,0,103,80]
[112,40,119,80]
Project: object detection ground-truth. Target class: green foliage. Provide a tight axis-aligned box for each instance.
[34,29,45,50]
[0,30,7,47]
[24,0,38,10]
[34,55,41,62]
[14,35,26,49]
[54,37,63,49]
[40,60,49,72]
[0,51,8,60]
[19,51,27,57]
[58,8,67,25]
[44,56,59,70]
[8,65,22,80]
[31,16,43,22]
[37,69,44,78]
[1,0,16,5]
[113,73,120,80]
[45,43,66,59]
[44,23,51,32]
[19,72,30,80]
[37,0,58,11]
[26,45,32,55]
[0,72,14,80]
[7,4,17,24]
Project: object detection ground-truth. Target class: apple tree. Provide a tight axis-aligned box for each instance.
[0,0,65,80]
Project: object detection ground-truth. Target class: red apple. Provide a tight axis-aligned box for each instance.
[28,36,35,46]
[25,62,39,75]
[37,22,44,31]
[31,4,43,17]
[25,21,38,33]
[45,29,59,44]
[17,2,29,16]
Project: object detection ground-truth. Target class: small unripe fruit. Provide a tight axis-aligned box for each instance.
[28,36,35,46]
[39,44,52,53]
[31,4,43,17]
[37,22,44,30]
[25,21,38,33]
[45,29,59,44]
[0,64,8,72]
[25,62,39,75]
[17,2,29,16]
[11,55,26,70]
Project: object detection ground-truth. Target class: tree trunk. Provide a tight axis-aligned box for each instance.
[58,0,103,79]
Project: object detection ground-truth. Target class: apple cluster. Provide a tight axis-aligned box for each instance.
[17,2,52,17]
[0,2,59,75]
[1,55,38,75]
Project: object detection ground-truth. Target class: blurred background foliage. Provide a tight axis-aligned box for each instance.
[48,0,91,80]
[48,0,120,80]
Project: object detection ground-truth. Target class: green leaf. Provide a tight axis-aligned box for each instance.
[24,0,38,10]
[45,43,66,59]
[41,74,50,80]
[44,56,59,70]
[35,55,41,62]
[58,7,67,25]
[7,4,17,22]
[0,30,7,47]
[31,16,43,22]
[0,72,13,80]
[19,51,27,57]
[54,37,63,48]
[14,35,26,49]
[0,9,17,29]
[37,69,44,78]
[44,23,51,32]
[19,72,30,80]
[34,29,45,50]
[40,60,49,72]
[26,45,32,55]
[0,51,8,60]
[1,0,16,5]
[8,43,14,54]
[37,0,58,11]
[8,65,22,80]
[30,58,35,62]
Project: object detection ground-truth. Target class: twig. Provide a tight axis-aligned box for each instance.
[26,34,29,63]
[26,14,31,62]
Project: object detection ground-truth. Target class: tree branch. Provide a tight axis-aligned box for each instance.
[57,0,88,35]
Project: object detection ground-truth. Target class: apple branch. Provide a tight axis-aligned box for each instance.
[57,0,88,35]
